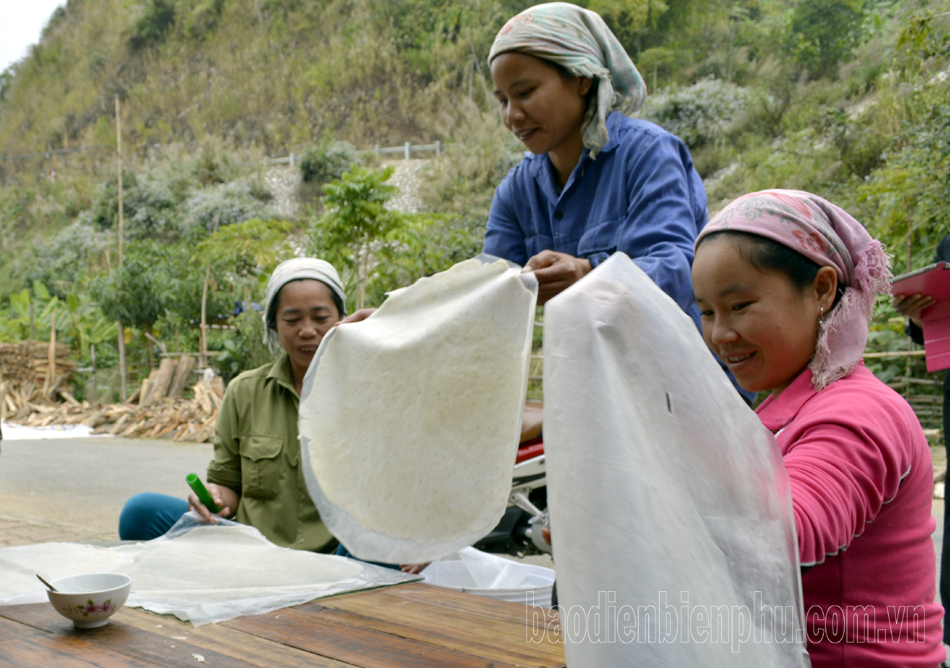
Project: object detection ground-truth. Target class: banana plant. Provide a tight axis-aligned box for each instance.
[1,282,117,357]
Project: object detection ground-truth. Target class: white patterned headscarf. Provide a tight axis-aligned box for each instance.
[488,2,647,159]
[263,258,346,355]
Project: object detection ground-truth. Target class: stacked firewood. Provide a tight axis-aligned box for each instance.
[0,341,76,412]
[6,355,227,444]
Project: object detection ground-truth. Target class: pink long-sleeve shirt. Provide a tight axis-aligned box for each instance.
[756,365,944,668]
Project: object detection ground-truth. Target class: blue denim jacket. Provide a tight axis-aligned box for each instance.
[486,112,705,317]
[485,112,755,402]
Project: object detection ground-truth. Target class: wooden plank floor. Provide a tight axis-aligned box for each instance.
[0,583,565,668]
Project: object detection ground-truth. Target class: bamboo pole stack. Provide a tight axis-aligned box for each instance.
[0,340,76,413]
[5,354,225,444]
[10,376,224,443]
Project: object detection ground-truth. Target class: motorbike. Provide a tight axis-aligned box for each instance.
[474,405,551,556]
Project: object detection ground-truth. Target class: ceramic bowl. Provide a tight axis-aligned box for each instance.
[47,573,132,628]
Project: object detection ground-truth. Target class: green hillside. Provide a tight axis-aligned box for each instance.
[0,0,948,398]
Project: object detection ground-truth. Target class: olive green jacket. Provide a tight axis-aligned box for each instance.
[206,354,335,552]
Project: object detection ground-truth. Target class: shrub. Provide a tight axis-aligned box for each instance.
[179,183,274,237]
[19,221,112,298]
[640,78,753,150]
[783,0,865,79]
[299,141,361,185]
[126,173,187,239]
[211,309,273,383]
[130,0,177,50]
[88,172,139,231]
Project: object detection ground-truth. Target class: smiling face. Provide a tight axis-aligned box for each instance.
[491,51,591,179]
[692,235,836,396]
[274,279,341,386]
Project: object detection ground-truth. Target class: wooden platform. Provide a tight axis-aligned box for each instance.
[0,582,565,667]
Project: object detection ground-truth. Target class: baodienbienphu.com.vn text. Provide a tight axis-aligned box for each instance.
[526,590,927,650]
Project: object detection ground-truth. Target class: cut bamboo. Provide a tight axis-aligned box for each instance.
[142,358,177,407]
[167,355,196,399]
[44,312,56,396]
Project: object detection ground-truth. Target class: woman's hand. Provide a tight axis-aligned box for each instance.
[893,293,936,329]
[334,309,377,326]
[523,251,592,304]
[187,482,239,524]
[400,563,430,574]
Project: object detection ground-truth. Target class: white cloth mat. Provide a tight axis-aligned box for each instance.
[0,513,418,626]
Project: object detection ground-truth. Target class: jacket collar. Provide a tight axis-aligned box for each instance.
[528,111,625,185]
[266,352,299,398]
[754,368,817,432]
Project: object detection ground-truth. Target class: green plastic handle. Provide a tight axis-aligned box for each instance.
[186,473,222,514]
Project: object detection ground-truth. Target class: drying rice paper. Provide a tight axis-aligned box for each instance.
[544,253,809,667]
[0,514,418,626]
[300,256,538,564]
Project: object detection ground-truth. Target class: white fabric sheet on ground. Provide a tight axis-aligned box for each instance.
[422,547,555,607]
[1,421,104,440]
[544,253,809,667]
[0,513,419,626]
[299,256,538,564]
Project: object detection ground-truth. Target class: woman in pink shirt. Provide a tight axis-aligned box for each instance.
[692,189,944,667]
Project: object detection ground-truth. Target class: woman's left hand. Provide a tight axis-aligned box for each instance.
[893,293,936,329]
[400,563,430,574]
[523,250,592,304]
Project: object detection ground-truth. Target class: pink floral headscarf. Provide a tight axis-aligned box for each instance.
[696,189,892,391]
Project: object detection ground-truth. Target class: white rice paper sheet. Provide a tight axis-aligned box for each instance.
[299,256,538,564]
[544,253,810,667]
[0,513,419,626]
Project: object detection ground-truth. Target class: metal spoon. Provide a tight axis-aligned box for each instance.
[36,574,58,592]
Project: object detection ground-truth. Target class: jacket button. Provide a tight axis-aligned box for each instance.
[554,211,563,219]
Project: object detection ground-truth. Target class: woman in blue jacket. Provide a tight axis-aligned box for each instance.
[486,3,706,322]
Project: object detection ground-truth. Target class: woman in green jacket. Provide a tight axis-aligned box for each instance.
[118,258,345,553]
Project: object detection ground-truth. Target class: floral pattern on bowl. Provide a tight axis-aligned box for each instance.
[60,599,115,618]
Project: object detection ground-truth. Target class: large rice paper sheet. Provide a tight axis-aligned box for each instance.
[300,256,538,564]
[0,514,418,626]
[544,253,809,667]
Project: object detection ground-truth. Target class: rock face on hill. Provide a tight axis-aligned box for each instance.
[384,160,428,214]
[264,158,429,218]
[263,166,301,219]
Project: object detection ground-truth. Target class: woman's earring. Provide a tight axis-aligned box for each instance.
[819,306,824,325]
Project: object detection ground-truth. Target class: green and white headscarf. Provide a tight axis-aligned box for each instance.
[488,2,647,159]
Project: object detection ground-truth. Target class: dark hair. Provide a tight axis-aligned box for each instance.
[266,278,345,331]
[544,59,598,105]
[549,60,573,79]
[698,231,845,307]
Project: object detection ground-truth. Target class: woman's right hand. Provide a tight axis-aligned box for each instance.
[523,250,592,304]
[893,293,936,329]
[187,482,239,524]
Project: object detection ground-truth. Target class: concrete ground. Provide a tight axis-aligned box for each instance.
[0,436,211,547]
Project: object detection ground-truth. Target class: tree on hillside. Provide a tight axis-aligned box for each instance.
[785,0,864,78]
[130,0,176,50]
[588,0,670,55]
[309,166,404,311]
[195,218,296,377]
[194,217,296,310]
[88,240,206,366]
[861,12,950,274]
